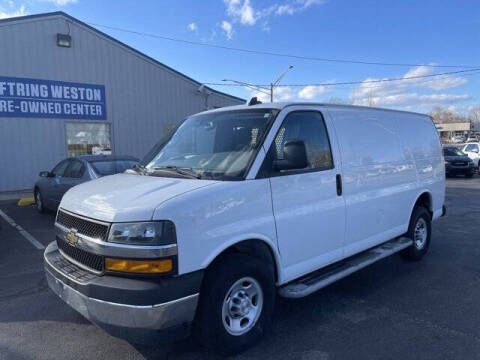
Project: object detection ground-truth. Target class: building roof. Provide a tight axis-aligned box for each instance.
[0,11,245,103]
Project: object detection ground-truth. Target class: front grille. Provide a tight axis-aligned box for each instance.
[453,161,467,166]
[48,248,98,283]
[56,210,109,241]
[57,237,104,272]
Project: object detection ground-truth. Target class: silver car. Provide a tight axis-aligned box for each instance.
[34,155,139,213]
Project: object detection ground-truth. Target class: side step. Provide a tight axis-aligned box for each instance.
[278,237,413,298]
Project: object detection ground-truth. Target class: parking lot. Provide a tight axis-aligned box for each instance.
[0,177,479,360]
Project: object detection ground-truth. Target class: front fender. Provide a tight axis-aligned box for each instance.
[200,234,284,285]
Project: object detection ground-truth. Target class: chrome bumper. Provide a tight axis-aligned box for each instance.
[45,268,198,331]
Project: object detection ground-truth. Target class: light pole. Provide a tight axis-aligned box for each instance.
[270,65,293,102]
[222,66,294,103]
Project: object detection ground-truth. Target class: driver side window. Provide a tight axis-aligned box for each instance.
[51,160,70,177]
[264,111,334,176]
[64,160,85,178]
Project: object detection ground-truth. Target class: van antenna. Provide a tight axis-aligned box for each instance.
[248,97,262,106]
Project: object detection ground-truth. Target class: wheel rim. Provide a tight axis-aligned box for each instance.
[222,277,263,336]
[414,217,427,249]
[36,192,42,210]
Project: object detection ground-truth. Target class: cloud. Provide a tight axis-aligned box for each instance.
[223,0,324,31]
[250,89,270,103]
[298,85,326,99]
[45,0,77,5]
[225,0,256,25]
[402,66,467,90]
[247,81,330,103]
[187,22,197,31]
[353,93,470,108]
[274,0,324,15]
[0,4,25,19]
[300,0,325,8]
[251,84,329,103]
[273,86,295,101]
[351,65,468,100]
[275,4,295,15]
[249,86,295,103]
[221,20,233,39]
[349,65,470,109]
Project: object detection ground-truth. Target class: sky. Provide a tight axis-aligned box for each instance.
[1,0,479,114]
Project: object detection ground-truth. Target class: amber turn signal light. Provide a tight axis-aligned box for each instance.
[105,258,173,274]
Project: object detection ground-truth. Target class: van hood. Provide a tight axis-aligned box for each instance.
[60,173,218,222]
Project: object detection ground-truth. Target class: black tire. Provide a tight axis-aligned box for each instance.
[34,188,45,213]
[401,206,431,261]
[466,172,474,178]
[194,252,275,356]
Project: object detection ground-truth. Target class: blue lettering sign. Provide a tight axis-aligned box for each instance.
[0,76,106,120]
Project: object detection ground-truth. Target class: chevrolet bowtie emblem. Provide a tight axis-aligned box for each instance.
[65,229,79,246]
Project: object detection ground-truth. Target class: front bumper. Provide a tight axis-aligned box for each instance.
[44,242,202,343]
[445,164,474,174]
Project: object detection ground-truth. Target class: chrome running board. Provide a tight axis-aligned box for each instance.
[278,237,413,298]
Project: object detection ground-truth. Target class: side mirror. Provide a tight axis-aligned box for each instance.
[39,171,53,177]
[274,140,308,171]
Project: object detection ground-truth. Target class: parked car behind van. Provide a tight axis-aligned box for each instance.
[44,103,445,355]
[460,142,480,172]
[443,146,475,177]
[34,155,139,212]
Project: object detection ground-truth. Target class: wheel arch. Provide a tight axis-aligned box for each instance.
[410,191,433,219]
[201,237,282,285]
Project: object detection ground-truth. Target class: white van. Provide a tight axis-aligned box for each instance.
[44,102,446,355]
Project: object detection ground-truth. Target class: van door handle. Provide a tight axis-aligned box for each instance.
[336,174,342,196]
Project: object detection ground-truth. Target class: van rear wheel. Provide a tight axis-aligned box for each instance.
[401,206,431,261]
[194,252,275,356]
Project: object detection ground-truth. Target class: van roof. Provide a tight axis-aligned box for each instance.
[201,102,430,118]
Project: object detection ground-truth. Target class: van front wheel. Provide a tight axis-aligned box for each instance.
[402,206,431,261]
[195,253,275,355]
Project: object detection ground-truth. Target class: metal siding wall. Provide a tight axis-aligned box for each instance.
[0,16,243,192]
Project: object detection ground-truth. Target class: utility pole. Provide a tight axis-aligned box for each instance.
[270,65,293,102]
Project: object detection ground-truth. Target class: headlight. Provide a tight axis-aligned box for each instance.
[107,221,176,246]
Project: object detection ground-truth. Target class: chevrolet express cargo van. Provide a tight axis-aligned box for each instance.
[44,102,446,355]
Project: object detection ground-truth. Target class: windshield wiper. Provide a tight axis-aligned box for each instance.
[132,164,148,175]
[152,166,202,179]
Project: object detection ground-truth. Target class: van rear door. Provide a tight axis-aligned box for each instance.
[262,108,346,282]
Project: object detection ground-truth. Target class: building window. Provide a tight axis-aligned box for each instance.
[66,122,112,156]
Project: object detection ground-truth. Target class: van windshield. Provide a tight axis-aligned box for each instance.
[443,147,465,156]
[141,109,277,180]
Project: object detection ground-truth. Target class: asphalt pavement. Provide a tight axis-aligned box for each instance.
[1,177,480,360]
